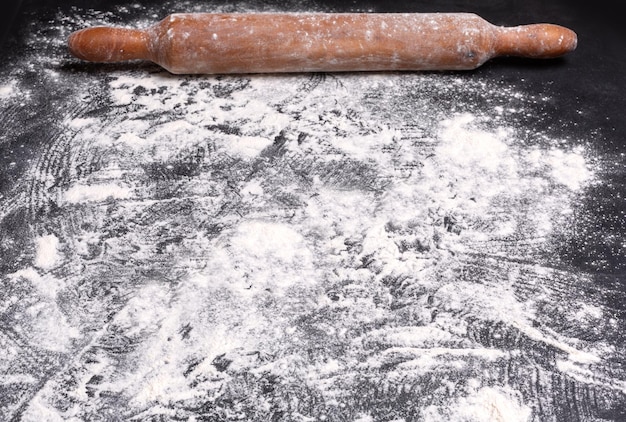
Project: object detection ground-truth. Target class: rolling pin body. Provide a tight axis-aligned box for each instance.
[68,13,577,74]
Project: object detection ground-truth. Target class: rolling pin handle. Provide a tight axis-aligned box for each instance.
[492,23,578,59]
[68,27,151,63]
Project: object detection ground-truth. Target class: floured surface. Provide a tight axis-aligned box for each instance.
[1,1,625,421]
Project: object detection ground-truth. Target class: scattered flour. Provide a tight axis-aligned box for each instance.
[21,67,601,418]
[0,79,17,99]
[422,386,532,422]
[34,234,61,270]
[63,182,133,203]
[547,147,591,190]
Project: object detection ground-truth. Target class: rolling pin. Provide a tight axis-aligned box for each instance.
[67,13,577,74]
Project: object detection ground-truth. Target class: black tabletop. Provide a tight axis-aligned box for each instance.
[1,1,624,421]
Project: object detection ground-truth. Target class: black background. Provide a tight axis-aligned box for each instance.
[1,1,625,420]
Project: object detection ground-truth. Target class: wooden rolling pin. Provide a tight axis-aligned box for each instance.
[67,13,577,74]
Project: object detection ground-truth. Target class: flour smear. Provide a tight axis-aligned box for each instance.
[0,1,624,422]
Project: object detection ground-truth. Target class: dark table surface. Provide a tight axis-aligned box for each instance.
[1,1,624,421]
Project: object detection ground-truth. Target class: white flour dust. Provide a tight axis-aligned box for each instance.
[0,2,623,422]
